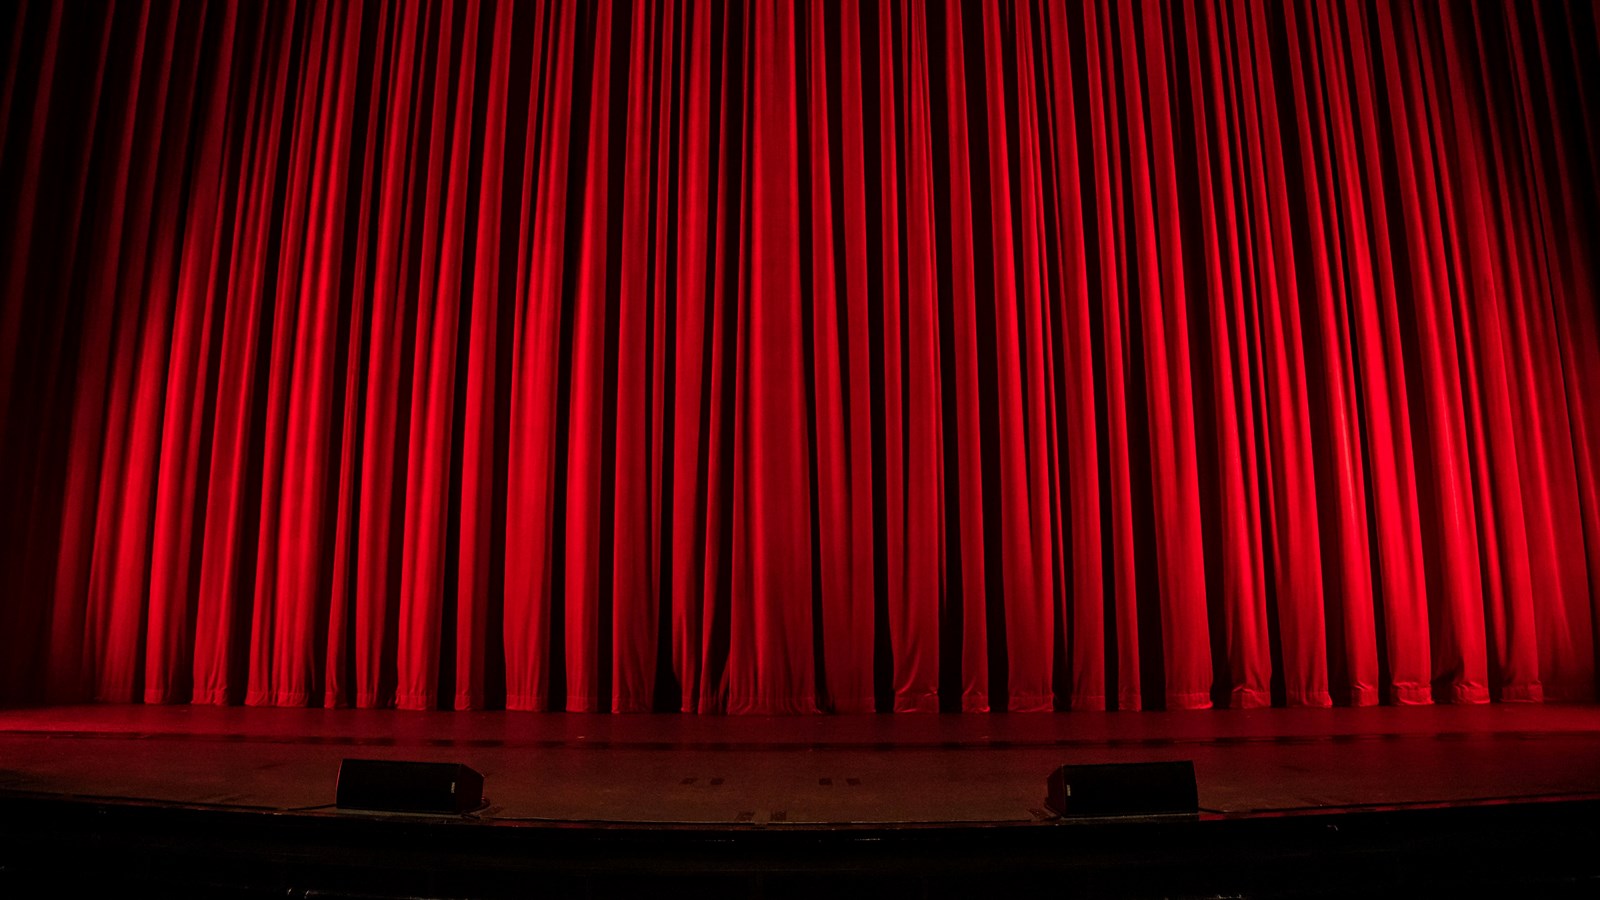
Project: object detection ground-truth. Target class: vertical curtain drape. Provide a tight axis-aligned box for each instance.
[1,0,1597,713]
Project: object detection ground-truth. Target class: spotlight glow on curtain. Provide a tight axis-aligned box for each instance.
[1,0,1597,713]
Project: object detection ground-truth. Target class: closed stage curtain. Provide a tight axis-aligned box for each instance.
[1,0,1597,713]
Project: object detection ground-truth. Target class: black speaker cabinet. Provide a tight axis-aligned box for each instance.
[1045,761,1198,818]
[336,759,485,814]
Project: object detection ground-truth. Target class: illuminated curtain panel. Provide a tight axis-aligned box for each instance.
[0,0,1596,713]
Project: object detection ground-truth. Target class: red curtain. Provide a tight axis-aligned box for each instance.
[1,0,1597,713]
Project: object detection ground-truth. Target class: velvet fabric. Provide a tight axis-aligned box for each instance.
[1,0,1596,713]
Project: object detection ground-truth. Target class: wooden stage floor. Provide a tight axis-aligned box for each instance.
[2,703,1598,825]
[4,704,1600,897]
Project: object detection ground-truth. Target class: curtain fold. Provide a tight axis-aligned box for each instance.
[1,0,1597,713]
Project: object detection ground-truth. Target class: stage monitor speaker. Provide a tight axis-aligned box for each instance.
[1045,761,1198,818]
[336,759,485,814]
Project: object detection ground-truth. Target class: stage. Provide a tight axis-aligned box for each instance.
[3,704,1600,896]
[4,0,1600,894]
